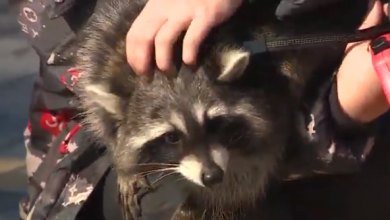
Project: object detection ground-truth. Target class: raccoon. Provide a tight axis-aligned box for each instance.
[75,0,367,219]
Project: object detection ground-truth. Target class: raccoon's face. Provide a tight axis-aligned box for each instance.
[80,47,290,205]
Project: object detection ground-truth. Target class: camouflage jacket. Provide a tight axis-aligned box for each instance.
[10,0,378,219]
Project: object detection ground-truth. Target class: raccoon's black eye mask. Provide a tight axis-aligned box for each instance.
[139,115,248,163]
[138,130,183,164]
[148,130,182,147]
[205,115,248,149]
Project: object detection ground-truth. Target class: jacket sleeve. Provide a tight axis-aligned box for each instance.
[7,0,102,218]
[275,0,344,19]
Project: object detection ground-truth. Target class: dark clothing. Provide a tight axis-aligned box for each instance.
[276,0,344,19]
[8,0,386,219]
[8,0,106,219]
[286,116,390,220]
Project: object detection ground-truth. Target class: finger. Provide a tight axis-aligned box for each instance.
[182,16,214,65]
[359,0,382,30]
[154,16,192,72]
[126,6,168,74]
[384,3,389,17]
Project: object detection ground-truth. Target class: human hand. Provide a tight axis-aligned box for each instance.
[336,1,389,123]
[126,0,244,75]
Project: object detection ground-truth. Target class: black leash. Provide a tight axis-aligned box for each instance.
[243,23,390,55]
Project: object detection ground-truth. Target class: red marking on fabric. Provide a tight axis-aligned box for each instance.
[60,74,67,86]
[39,111,73,136]
[371,34,390,105]
[60,68,82,90]
[59,124,82,154]
[27,120,32,132]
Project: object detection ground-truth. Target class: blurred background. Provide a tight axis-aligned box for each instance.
[0,1,38,219]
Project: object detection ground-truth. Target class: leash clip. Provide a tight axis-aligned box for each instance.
[370,33,390,105]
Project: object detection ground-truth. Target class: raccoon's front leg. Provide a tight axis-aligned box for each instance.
[118,175,150,220]
[119,174,193,220]
[276,50,326,100]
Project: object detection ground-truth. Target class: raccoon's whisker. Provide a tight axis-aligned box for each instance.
[149,170,180,186]
[149,172,177,186]
[229,134,244,143]
[136,167,178,176]
[137,170,174,176]
[138,168,175,174]
[132,163,179,167]
[175,177,186,183]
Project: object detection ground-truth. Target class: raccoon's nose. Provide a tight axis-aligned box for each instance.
[201,165,224,187]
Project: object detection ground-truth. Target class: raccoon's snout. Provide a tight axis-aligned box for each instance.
[178,146,229,187]
[201,163,224,187]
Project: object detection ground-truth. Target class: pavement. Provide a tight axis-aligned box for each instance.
[0,1,39,219]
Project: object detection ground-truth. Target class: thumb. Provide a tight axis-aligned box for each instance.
[359,0,382,30]
[384,3,389,16]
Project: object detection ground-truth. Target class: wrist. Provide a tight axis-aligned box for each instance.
[336,58,388,123]
[329,79,376,136]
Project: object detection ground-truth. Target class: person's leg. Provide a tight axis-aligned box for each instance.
[285,114,390,220]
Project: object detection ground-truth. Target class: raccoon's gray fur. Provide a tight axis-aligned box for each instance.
[75,0,367,219]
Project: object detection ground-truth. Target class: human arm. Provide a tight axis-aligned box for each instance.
[336,1,389,126]
[126,0,353,75]
[284,1,390,180]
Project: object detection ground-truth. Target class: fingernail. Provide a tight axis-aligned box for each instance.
[183,55,196,66]
[182,51,192,65]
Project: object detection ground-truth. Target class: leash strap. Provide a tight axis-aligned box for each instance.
[243,24,390,55]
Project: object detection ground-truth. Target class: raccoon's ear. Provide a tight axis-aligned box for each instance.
[217,49,250,82]
[84,85,121,116]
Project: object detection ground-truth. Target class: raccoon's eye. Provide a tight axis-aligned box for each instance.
[226,125,243,143]
[207,116,246,147]
[164,131,181,144]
